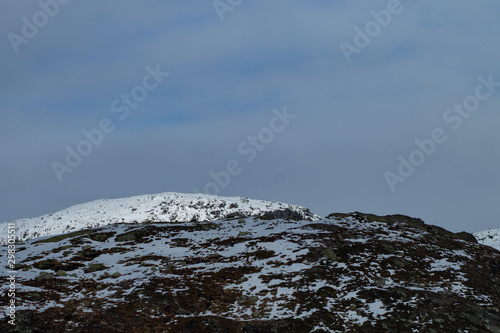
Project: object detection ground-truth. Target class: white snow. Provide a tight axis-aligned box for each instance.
[474,228,500,251]
[428,258,461,272]
[0,192,319,244]
[366,299,387,317]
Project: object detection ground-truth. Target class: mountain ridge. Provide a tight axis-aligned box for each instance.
[0,192,320,245]
[2,191,499,252]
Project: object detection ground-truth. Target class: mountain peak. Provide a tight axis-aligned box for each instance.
[1,192,320,244]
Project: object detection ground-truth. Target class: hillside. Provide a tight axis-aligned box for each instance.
[1,202,500,332]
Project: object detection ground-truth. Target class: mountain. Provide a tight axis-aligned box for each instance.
[0,192,319,245]
[1,194,500,332]
[474,228,500,251]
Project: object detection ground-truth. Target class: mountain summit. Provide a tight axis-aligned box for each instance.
[1,192,319,245]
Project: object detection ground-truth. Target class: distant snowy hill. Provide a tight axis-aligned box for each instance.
[0,192,319,244]
[474,228,500,251]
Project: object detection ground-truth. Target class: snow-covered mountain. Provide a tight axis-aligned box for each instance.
[0,192,319,245]
[474,228,500,251]
[1,211,499,332]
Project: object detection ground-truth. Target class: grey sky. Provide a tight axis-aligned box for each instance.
[1,0,500,233]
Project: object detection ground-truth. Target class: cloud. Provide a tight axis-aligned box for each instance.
[1,1,500,233]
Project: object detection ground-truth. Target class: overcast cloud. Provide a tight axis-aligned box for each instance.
[1,0,500,233]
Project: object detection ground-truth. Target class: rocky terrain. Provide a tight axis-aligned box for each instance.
[1,194,500,332]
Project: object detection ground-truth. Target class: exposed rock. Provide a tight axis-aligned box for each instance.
[454,231,478,243]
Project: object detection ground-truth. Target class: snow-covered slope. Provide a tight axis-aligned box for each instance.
[0,192,319,245]
[474,228,500,251]
[2,212,499,332]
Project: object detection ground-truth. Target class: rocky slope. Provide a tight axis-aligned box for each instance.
[0,192,319,245]
[1,209,500,332]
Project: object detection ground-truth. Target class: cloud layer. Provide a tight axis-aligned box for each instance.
[1,0,500,232]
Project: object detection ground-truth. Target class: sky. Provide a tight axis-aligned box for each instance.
[1,0,500,233]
